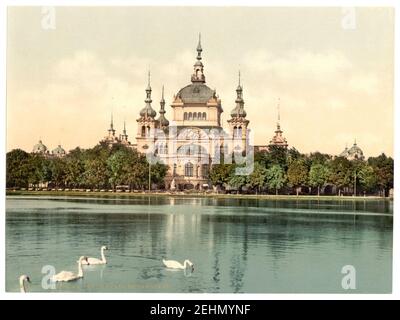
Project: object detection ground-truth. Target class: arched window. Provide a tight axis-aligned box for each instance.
[202,112,207,120]
[198,112,201,120]
[147,126,151,137]
[141,126,146,137]
[189,112,193,120]
[238,126,243,138]
[185,163,194,177]
[193,112,197,120]
[184,112,188,120]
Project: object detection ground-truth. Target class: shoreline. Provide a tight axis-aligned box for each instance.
[5,190,392,202]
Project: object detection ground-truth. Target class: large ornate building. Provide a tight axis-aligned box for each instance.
[135,36,252,190]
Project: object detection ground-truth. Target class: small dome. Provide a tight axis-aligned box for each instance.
[159,117,169,127]
[32,140,48,153]
[52,145,66,156]
[348,143,364,157]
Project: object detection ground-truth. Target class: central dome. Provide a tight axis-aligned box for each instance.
[177,83,215,104]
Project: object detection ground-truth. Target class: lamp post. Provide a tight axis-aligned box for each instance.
[143,144,151,192]
[353,170,357,197]
[148,162,151,192]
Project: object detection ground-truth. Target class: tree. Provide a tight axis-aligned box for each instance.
[248,162,268,193]
[358,164,377,193]
[266,164,286,195]
[309,163,330,196]
[210,164,235,188]
[83,158,109,189]
[6,149,31,188]
[266,145,288,169]
[107,150,130,190]
[287,159,308,196]
[49,158,67,188]
[228,173,248,192]
[329,157,353,195]
[368,153,394,196]
[27,155,51,188]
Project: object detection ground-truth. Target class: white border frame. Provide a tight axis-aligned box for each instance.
[1,0,398,300]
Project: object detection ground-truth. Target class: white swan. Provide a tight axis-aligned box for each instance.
[163,259,194,271]
[81,246,108,265]
[51,256,89,282]
[19,275,30,293]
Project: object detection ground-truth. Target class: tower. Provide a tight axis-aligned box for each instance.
[157,86,170,131]
[191,33,206,83]
[136,71,158,153]
[227,71,250,153]
[269,98,288,148]
[120,120,131,146]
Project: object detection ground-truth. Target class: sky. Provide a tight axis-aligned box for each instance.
[6,7,394,157]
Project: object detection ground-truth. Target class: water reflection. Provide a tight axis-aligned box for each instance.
[6,197,393,293]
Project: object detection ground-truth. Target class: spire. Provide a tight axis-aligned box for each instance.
[231,71,246,118]
[196,33,202,61]
[157,85,169,128]
[191,34,205,83]
[276,98,281,130]
[160,85,165,106]
[123,120,127,135]
[274,98,283,133]
[108,113,115,136]
[140,71,157,118]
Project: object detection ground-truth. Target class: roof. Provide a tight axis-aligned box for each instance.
[177,83,215,104]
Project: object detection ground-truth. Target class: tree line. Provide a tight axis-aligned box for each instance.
[6,143,167,190]
[6,144,393,196]
[210,146,393,196]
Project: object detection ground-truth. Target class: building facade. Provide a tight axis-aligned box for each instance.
[135,36,252,190]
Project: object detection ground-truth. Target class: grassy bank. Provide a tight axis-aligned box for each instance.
[5,190,391,202]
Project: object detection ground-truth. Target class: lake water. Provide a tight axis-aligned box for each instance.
[6,195,393,293]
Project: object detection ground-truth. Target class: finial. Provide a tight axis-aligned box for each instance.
[354,138,357,145]
[238,70,241,86]
[160,85,166,112]
[196,33,202,60]
[147,69,151,87]
[111,112,114,129]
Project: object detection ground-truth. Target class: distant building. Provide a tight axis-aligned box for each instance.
[255,99,288,152]
[51,145,66,158]
[339,141,364,160]
[32,140,67,158]
[100,115,132,148]
[32,140,49,155]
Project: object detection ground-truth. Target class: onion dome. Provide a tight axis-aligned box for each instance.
[139,71,157,118]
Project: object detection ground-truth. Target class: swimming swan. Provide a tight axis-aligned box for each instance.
[81,246,109,265]
[163,259,194,271]
[19,275,31,293]
[51,256,89,282]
